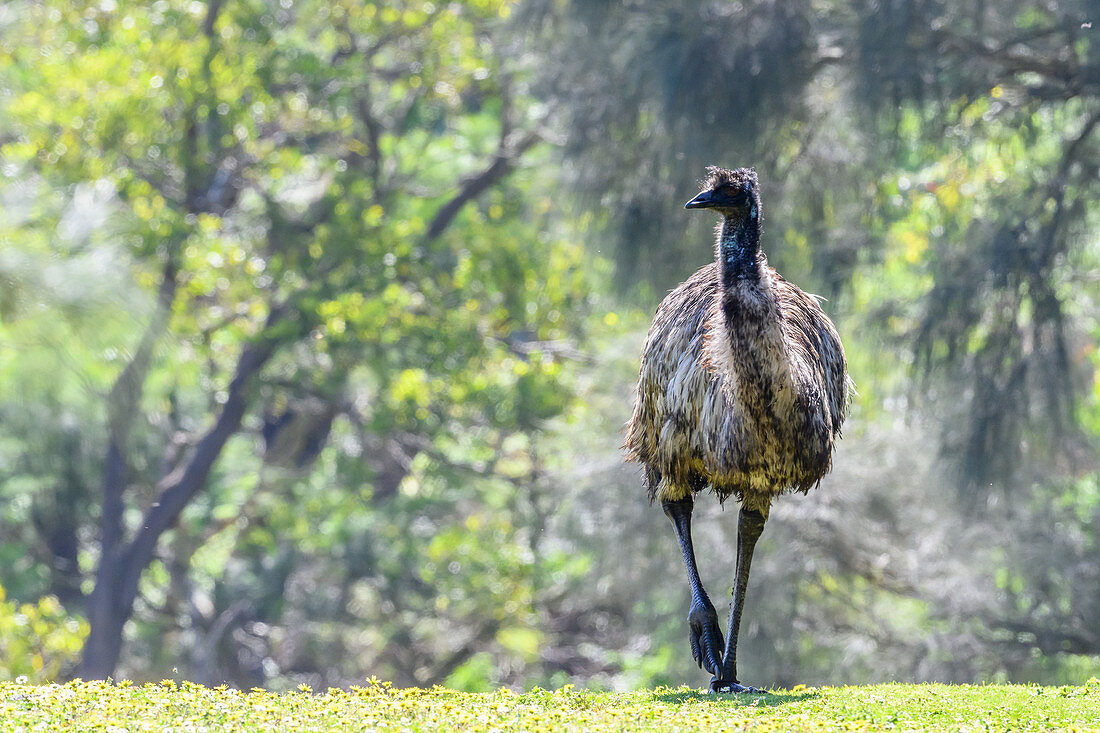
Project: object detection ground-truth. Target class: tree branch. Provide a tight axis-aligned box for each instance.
[97,253,179,575]
[353,87,384,189]
[201,0,224,37]
[424,130,542,242]
[115,311,284,615]
[1059,107,1100,176]
[931,27,1079,88]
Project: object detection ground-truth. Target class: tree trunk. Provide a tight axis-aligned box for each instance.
[78,0,234,679]
[80,553,129,679]
[78,256,177,679]
[79,437,132,678]
[78,337,278,679]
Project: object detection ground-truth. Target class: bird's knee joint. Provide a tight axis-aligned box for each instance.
[661,497,693,520]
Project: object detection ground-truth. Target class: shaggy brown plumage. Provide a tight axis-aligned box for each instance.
[624,166,851,693]
[625,167,849,516]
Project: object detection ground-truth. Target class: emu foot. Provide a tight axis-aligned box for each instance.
[709,677,762,694]
[687,600,724,676]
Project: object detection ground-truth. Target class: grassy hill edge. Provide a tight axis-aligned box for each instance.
[2,678,1098,731]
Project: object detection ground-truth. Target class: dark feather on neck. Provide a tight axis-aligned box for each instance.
[717,208,761,289]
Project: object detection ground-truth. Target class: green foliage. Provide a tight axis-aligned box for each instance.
[444,653,495,693]
[0,586,87,683]
[0,0,597,686]
[1,0,1099,693]
[1,679,1099,731]
[864,97,1100,494]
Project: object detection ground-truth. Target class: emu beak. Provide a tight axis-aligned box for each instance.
[684,190,715,209]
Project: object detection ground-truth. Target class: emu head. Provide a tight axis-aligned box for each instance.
[685,166,760,222]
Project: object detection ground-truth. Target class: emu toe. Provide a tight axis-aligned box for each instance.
[687,600,724,676]
[709,677,762,695]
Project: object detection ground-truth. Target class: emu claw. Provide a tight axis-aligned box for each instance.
[709,677,762,694]
[687,600,724,676]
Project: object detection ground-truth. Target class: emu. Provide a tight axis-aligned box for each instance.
[625,166,850,693]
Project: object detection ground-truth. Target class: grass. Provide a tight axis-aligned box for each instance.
[2,678,1098,731]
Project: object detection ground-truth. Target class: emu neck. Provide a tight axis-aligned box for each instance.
[716,213,762,289]
[715,209,783,397]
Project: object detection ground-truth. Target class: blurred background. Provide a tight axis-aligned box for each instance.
[1,0,1098,691]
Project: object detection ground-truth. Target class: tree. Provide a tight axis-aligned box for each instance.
[1,0,589,681]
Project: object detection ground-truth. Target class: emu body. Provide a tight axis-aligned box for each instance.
[624,166,850,692]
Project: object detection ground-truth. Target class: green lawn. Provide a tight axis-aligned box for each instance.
[2,678,1098,731]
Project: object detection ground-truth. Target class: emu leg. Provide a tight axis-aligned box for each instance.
[662,496,724,678]
[711,507,767,694]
